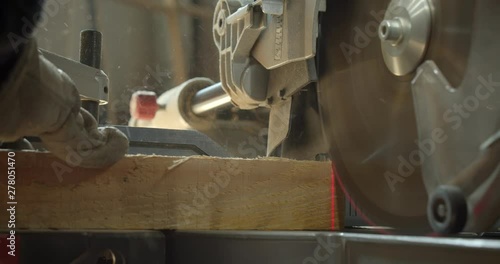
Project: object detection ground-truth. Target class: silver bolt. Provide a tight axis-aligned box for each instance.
[437,203,447,219]
[379,18,404,43]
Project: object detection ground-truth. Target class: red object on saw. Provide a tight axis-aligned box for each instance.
[130,91,158,121]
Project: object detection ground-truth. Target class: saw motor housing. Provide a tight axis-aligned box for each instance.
[211,0,500,234]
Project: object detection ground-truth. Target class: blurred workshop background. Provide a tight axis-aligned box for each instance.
[35,0,218,125]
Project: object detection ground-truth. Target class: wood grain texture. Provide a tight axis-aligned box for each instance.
[0,151,343,230]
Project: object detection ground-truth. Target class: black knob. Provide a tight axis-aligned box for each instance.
[427,185,468,234]
[80,29,102,69]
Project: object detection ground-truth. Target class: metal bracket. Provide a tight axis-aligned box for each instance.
[41,49,109,105]
[412,60,500,233]
[213,0,324,109]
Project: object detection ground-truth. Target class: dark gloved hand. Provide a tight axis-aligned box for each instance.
[0,39,128,168]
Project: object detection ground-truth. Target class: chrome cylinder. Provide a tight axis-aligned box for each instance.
[191,82,232,115]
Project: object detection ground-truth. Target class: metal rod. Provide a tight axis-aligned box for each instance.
[80,30,102,69]
[81,100,100,121]
[191,82,232,115]
[79,29,103,122]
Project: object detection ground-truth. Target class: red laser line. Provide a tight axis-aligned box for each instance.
[331,162,389,234]
[331,166,336,230]
[331,163,441,237]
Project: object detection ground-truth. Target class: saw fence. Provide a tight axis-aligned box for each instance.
[0,151,343,230]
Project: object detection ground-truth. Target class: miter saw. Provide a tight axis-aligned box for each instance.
[4,0,500,263]
[195,0,500,234]
[126,0,500,234]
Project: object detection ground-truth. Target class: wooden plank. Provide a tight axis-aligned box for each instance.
[0,151,343,230]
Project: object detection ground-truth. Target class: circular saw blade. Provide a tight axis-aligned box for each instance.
[318,0,474,228]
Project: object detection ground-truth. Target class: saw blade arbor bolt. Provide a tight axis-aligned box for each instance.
[379,0,432,76]
[379,19,404,44]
